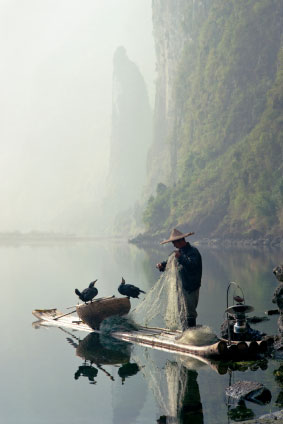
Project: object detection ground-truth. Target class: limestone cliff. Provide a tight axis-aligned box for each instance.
[104,47,152,233]
[146,0,210,193]
[142,0,283,241]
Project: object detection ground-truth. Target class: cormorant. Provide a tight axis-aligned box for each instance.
[75,280,98,303]
[118,277,146,299]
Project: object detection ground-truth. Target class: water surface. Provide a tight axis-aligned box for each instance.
[0,239,282,423]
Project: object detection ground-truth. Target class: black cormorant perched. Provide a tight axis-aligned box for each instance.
[75,280,98,303]
[118,277,146,299]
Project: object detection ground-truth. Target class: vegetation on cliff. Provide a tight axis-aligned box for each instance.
[143,0,283,239]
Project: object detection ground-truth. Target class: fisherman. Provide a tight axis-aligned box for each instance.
[156,228,202,328]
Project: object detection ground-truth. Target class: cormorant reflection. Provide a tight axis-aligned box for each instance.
[118,362,140,385]
[66,331,140,385]
[74,362,98,384]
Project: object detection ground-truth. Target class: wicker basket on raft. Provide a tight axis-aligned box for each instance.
[76,296,131,330]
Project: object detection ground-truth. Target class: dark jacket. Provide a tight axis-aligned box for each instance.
[160,243,202,293]
[177,243,202,293]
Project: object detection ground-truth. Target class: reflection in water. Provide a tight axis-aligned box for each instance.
[155,369,203,424]
[151,364,204,424]
[227,387,272,421]
[76,332,131,365]
[74,363,98,384]
[226,366,272,423]
[228,400,255,422]
[228,359,268,372]
[33,317,277,423]
[58,325,205,422]
[65,330,141,386]
[178,370,203,424]
[274,365,283,406]
[28,241,282,423]
[118,362,140,384]
[131,346,205,424]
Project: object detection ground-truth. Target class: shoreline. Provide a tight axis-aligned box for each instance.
[129,233,283,249]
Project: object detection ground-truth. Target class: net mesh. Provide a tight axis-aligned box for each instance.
[177,326,218,346]
[131,253,189,331]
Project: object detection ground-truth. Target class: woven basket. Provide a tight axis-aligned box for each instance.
[76,296,131,330]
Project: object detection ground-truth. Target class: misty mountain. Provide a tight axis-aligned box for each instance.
[102,47,152,234]
[141,0,283,242]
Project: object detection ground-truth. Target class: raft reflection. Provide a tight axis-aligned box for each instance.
[32,318,275,422]
[66,328,204,422]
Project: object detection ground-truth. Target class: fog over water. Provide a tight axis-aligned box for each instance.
[0,0,155,234]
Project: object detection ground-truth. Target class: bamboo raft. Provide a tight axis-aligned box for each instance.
[32,304,270,360]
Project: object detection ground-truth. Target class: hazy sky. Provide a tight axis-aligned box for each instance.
[0,0,155,233]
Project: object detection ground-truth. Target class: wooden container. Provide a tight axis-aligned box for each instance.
[76,296,131,330]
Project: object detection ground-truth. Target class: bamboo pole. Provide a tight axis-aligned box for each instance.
[111,330,228,358]
[53,310,77,320]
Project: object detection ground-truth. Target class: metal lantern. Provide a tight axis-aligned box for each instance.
[225,282,255,342]
[225,304,254,334]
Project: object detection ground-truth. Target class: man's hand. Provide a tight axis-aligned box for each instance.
[175,250,181,258]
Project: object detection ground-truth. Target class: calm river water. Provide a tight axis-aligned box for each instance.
[0,239,282,423]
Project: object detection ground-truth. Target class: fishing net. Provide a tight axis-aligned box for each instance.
[131,253,189,331]
[99,316,138,349]
[100,315,139,335]
[177,326,218,346]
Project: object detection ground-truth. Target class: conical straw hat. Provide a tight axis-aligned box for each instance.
[160,228,194,245]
